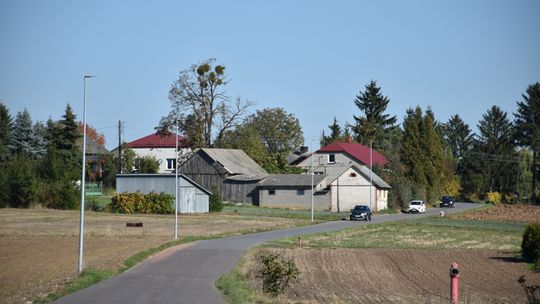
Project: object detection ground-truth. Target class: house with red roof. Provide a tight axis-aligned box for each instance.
[290,141,391,211]
[124,132,189,173]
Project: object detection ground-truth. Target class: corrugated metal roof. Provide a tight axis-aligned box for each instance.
[259,174,327,187]
[126,132,187,149]
[318,142,388,167]
[200,148,268,177]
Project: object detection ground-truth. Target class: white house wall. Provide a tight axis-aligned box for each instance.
[330,167,388,212]
[132,148,182,173]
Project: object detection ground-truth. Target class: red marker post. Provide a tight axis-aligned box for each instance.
[449,262,459,304]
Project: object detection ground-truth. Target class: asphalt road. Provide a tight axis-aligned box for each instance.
[56,203,480,304]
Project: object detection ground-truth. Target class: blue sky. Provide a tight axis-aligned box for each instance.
[1,0,539,149]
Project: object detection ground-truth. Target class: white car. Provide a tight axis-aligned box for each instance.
[405,200,426,213]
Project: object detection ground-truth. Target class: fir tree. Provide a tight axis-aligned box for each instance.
[421,108,446,202]
[352,80,397,146]
[0,103,12,162]
[9,109,34,156]
[477,106,517,193]
[321,117,343,146]
[401,107,427,197]
[514,82,540,199]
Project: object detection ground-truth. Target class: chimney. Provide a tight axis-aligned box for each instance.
[344,137,352,143]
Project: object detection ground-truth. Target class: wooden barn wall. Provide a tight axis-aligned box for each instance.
[180,152,260,204]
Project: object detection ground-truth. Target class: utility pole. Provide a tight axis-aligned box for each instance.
[118,120,122,173]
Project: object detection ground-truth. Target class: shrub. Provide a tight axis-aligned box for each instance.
[209,187,223,212]
[258,253,300,297]
[522,223,540,263]
[109,192,174,214]
[486,192,502,204]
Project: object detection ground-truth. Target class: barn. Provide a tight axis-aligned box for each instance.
[116,174,211,213]
[179,148,268,204]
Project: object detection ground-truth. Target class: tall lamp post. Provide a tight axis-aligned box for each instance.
[78,75,94,275]
[174,105,179,240]
[369,141,373,211]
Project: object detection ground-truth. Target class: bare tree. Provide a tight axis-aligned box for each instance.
[161,58,253,148]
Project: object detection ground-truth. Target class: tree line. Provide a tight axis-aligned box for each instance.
[1,57,538,209]
[159,58,540,206]
[0,103,162,209]
[322,80,540,206]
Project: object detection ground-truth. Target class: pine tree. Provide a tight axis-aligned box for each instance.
[401,107,427,198]
[352,80,397,146]
[514,82,540,199]
[0,103,12,162]
[477,106,517,193]
[443,114,474,161]
[9,109,34,156]
[321,117,343,146]
[421,108,446,202]
[52,104,81,177]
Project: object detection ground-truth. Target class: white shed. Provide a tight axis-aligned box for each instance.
[116,174,211,213]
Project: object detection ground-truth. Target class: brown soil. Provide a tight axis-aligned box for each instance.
[454,204,540,223]
[0,208,301,304]
[247,248,540,304]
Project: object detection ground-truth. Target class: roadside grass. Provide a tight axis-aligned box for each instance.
[267,217,525,251]
[222,205,398,221]
[216,254,254,304]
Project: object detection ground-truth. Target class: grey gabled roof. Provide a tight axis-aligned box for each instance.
[259,174,327,187]
[200,148,268,177]
[356,166,391,189]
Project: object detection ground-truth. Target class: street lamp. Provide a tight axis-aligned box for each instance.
[370,141,373,211]
[78,75,95,275]
[174,105,179,240]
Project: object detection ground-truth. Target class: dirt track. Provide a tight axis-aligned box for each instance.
[247,248,540,303]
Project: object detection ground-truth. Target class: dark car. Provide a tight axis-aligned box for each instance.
[350,205,372,221]
[439,196,455,208]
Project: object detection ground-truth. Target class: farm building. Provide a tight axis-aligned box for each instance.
[116,174,211,213]
[258,165,390,212]
[258,174,330,210]
[179,148,268,204]
[291,141,391,211]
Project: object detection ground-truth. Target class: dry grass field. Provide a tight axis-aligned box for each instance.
[0,208,304,304]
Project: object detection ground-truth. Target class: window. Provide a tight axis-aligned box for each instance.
[166,158,176,170]
[297,189,305,195]
[328,154,336,163]
[269,189,276,195]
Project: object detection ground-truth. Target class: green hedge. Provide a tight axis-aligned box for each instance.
[109,192,174,214]
[521,223,540,263]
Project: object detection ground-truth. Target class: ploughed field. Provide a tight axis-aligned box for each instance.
[233,204,540,304]
[0,208,304,304]
[246,247,540,304]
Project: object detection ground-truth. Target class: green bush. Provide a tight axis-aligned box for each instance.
[109,192,174,214]
[258,253,300,297]
[209,187,223,212]
[521,223,540,263]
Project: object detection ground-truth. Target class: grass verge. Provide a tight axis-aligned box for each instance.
[222,205,397,221]
[216,255,254,304]
[268,217,525,250]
